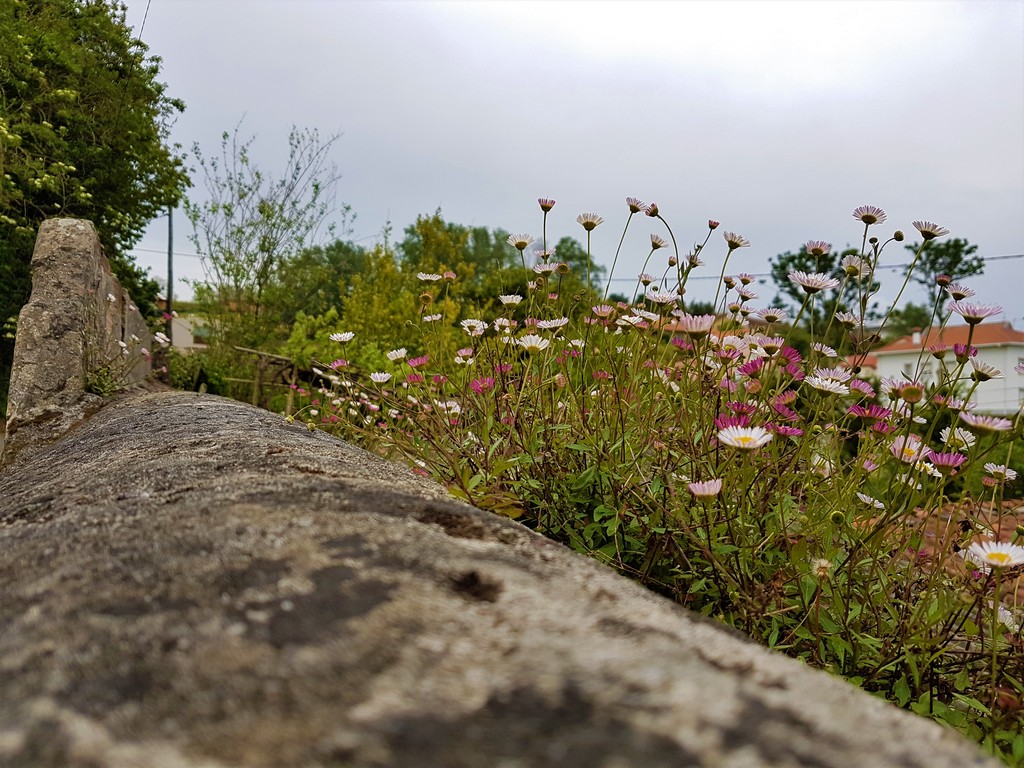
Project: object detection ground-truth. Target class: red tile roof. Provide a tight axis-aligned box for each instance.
[844,354,878,369]
[875,322,1024,354]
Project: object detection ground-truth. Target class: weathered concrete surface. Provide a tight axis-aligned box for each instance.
[0,391,996,768]
[3,218,152,466]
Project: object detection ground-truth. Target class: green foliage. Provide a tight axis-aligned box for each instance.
[884,302,933,342]
[267,239,368,324]
[0,0,188,407]
[395,212,604,315]
[279,199,1024,764]
[166,349,228,394]
[81,316,151,397]
[904,238,983,307]
[342,244,421,350]
[281,307,344,368]
[185,123,348,349]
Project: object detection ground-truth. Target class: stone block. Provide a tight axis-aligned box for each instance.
[2,219,152,465]
[0,391,998,768]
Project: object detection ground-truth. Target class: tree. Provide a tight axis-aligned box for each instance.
[0,0,188,409]
[265,238,368,327]
[397,212,520,310]
[186,124,349,348]
[395,213,604,318]
[902,238,983,307]
[883,302,932,342]
[341,244,420,350]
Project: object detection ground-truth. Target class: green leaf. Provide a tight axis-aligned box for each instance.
[893,675,911,707]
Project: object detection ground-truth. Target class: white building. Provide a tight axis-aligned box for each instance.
[168,311,209,352]
[156,299,209,353]
[873,322,1024,415]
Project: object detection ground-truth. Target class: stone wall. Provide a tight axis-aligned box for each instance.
[2,218,152,465]
[0,391,998,768]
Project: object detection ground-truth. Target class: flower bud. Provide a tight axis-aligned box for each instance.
[900,382,925,404]
[869,236,878,245]
[936,274,951,287]
[893,230,905,242]
[829,510,846,526]
[708,220,720,230]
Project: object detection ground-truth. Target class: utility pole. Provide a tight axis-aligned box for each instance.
[165,204,173,342]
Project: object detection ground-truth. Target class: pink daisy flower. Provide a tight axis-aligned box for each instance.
[970,359,1003,382]
[507,233,535,251]
[949,301,1002,325]
[927,450,967,475]
[891,434,927,463]
[688,479,723,497]
[723,231,750,249]
[944,283,975,301]
[960,412,1013,432]
[912,220,949,241]
[788,270,840,295]
[755,307,788,324]
[674,313,716,338]
[852,205,887,225]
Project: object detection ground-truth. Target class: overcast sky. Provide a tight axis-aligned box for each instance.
[123,0,1024,323]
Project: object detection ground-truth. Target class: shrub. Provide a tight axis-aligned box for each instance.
[291,199,1024,763]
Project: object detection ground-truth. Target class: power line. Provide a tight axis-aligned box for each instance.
[130,246,202,259]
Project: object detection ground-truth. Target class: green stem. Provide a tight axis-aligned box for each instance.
[712,247,737,312]
[604,211,636,300]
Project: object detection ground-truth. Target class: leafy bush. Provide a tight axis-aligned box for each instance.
[166,349,229,395]
[289,199,1023,763]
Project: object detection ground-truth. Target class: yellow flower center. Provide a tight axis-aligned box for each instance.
[985,552,1012,566]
